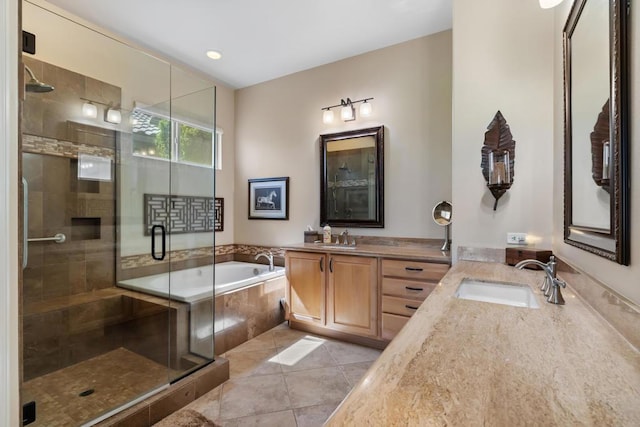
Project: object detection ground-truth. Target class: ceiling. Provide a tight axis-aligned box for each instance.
[45,0,452,89]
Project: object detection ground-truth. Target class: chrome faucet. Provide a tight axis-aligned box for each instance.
[340,229,350,245]
[515,255,566,305]
[255,251,275,272]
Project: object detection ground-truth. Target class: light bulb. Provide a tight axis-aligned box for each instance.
[322,109,334,124]
[539,0,564,8]
[106,108,122,124]
[360,101,372,117]
[82,102,97,119]
[341,105,354,121]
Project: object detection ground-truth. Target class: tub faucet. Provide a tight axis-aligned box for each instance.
[515,255,566,305]
[255,251,275,272]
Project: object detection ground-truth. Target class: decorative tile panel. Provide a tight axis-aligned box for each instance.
[144,194,223,235]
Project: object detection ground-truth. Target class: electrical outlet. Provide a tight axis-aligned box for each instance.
[507,232,527,245]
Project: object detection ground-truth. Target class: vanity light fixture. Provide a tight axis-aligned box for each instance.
[539,0,564,8]
[82,101,98,119]
[80,97,123,124]
[321,97,373,123]
[105,107,122,124]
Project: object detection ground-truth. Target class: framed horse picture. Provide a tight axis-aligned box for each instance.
[248,177,289,220]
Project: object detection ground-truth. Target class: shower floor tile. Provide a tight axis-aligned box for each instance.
[155,323,382,427]
[22,347,169,427]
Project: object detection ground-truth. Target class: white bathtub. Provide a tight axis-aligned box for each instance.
[118,261,285,303]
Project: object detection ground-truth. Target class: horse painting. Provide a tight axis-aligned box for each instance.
[256,190,278,209]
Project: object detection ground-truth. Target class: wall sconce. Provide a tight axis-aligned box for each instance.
[590,99,611,193]
[481,110,516,210]
[105,107,122,124]
[321,97,373,124]
[81,101,98,119]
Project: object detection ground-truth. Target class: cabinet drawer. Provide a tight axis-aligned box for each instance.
[382,313,409,340]
[382,278,436,300]
[382,259,449,281]
[382,295,423,317]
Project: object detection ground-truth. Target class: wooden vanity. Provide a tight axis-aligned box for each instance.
[283,242,450,347]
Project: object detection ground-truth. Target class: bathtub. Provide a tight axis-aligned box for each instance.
[118,261,285,303]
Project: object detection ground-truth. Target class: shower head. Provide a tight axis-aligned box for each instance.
[338,162,351,173]
[24,65,54,93]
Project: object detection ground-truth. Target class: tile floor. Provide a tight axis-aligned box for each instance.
[155,323,382,426]
[23,348,168,427]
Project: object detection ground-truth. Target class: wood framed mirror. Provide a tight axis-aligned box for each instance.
[320,125,384,228]
[563,0,630,265]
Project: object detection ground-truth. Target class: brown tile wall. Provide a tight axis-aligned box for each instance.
[214,276,286,355]
[21,291,186,381]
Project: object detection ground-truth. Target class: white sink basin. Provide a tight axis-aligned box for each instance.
[455,278,540,309]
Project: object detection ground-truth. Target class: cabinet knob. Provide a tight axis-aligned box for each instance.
[405,266,424,272]
[329,257,334,273]
[319,258,324,272]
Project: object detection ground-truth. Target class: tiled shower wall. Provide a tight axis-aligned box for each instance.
[22,57,120,305]
[22,57,122,378]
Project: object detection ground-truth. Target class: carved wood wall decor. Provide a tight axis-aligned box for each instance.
[590,99,611,193]
[480,111,516,210]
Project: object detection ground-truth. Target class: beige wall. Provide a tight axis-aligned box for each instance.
[234,31,452,246]
[452,0,555,257]
[552,1,640,305]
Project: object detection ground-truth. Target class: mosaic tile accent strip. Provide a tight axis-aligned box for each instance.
[144,194,223,235]
[234,244,285,258]
[22,133,115,160]
[120,244,278,270]
[121,246,217,270]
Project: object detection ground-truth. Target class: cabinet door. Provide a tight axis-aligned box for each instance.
[286,251,326,324]
[327,255,378,337]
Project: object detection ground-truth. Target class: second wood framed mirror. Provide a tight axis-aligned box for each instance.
[563,0,630,265]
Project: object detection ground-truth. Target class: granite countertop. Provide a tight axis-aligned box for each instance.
[283,243,451,264]
[325,261,640,426]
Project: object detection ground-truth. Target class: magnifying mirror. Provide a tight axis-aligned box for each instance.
[432,201,452,251]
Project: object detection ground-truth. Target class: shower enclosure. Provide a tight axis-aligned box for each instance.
[20,2,217,425]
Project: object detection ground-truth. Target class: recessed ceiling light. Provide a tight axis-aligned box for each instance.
[206,50,222,60]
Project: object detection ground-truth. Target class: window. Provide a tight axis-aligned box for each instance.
[132,108,222,169]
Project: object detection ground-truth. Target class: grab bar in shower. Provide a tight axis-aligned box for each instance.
[28,233,67,243]
[22,177,28,269]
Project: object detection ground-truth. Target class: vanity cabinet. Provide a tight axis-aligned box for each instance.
[285,251,326,325]
[285,250,378,338]
[381,259,449,340]
[285,247,450,345]
[327,255,378,337]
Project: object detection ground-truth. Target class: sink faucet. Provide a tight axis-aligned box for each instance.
[340,229,350,245]
[255,251,275,272]
[515,255,566,305]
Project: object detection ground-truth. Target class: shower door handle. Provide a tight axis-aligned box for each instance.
[151,225,166,261]
[22,177,28,269]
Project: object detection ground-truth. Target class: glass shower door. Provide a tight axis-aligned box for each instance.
[19,1,201,425]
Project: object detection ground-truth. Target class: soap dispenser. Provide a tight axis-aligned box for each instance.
[323,224,332,244]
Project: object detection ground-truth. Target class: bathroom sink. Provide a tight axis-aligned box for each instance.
[454,278,540,308]
[317,245,357,250]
